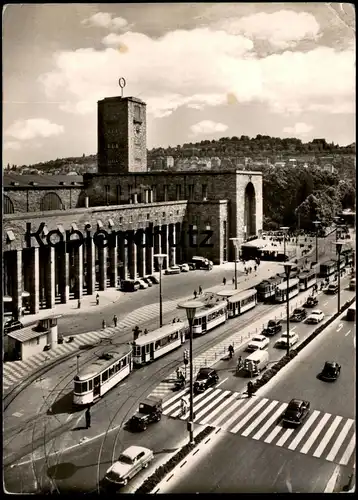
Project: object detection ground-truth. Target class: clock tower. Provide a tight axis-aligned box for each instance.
[97,96,147,174]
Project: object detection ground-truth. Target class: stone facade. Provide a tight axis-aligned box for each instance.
[4,186,85,213]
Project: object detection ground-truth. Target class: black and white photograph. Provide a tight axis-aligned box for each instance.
[3,2,355,494]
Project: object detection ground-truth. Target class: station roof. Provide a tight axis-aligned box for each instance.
[7,326,49,343]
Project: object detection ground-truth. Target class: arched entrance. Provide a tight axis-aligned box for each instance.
[244,182,256,237]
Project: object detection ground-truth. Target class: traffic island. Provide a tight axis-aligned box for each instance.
[135,426,215,494]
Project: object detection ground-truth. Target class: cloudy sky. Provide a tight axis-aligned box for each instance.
[3,2,355,166]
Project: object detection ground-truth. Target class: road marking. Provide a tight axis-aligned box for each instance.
[345,330,351,337]
[287,410,320,451]
[276,427,295,447]
[300,413,331,454]
[323,301,329,306]
[177,389,221,419]
[264,424,283,444]
[340,434,356,465]
[216,377,228,388]
[337,324,343,332]
[312,415,342,458]
[194,390,231,421]
[200,393,238,425]
[241,400,279,438]
[230,398,268,434]
[290,326,297,331]
[324,465,341,493]
[12,412,23,418]
[211,398,248,428]
[326,419,354,462]
[252,403,287,441]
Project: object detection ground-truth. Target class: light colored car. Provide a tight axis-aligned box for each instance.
[179,263,190,272]
[104,445,154,487]
[306,309,325,324]
[275,331,299,348]
[246,335,270,352]
[135,279,148,289]
[165,265,181,275]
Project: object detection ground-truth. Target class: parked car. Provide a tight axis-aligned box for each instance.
[121,280,139,292]
[191,256,213,270]
[128,398,162,431]
[290,308,307,322]
[194,368,219,394]
[306,309,325,324]
[262,319,282,337]
[4,319,23,335]
[141,277,153,287]
[281,399,310,426]
[165,266,181,275]
[303,296,319,308]
[319,361,341,382]
[325,282,339,295]
[246,335,270,352]
[349,278,355,291]
[179,263,190,272]
[135,279,148,289]
[104,445,154,488]
[148,275,159,284]
[275,332,299,349]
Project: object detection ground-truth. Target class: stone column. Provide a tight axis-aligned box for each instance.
[129,240,137,279]
[175,222,182,264]
[73,245,83,299]
[118,238,129,281]
[137,229,146,278]
[145,225,154,275]
[169,224,177,267]
[13,250,23,321]
[98,246,107,291]
[29,247,40,314]
[58,243,70,303]
[144,190,149,204]
[45,247,55,309]
[86,238,96,295]
[109,235,118,288]
[161,225,169,270]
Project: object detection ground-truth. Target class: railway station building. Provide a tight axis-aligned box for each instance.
[3,94,263,319]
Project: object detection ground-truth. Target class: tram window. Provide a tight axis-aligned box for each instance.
[146,344,150,353]
[88,380,93,391]
[74,381,82,393]
[122,357,127,367]
[116,362,121,371]
[109,366,115,377]
[102,370,109,382]
[82,381,87,392]
[155,341,160,349]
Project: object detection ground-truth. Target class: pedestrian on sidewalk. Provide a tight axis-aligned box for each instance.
[113,315,118,327]
[78,299,81,309]
[96,293,99,306]
[144,328,148,335]
[193,290,197,299]
[223,277,226,286]
[85,406,91,429]
[232,277,235,285]
[198,285,203,295]
[102,319,106,329]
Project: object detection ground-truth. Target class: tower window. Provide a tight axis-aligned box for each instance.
[188,185,194,200]
[105,185,110,204]
[202,184,208,200]
[116,185,121,204]
[176,185,182,200]
[134,104,141,122]
[164,185,168,202]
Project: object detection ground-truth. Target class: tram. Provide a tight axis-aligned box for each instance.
[275,278,300,303]
[73,345,132,406]
[256,275,283,302]
[192,300,227,335]
[227,289,257,318]
[343,248,354,267]
[298,270,317,291]
[132,322,187,366]
[319,260,337,282]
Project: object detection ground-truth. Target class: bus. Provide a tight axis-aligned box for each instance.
[342,248,354,267]
[319,260,337,282]
[73,345,132,406]
[347,302,356,321]
[275,278,300,303]
[132,322,187,366]
[227,289,257,318]
[192,300,227,336]
[299,270,317,291]
[256,276,283,302]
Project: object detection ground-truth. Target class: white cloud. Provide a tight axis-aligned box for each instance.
[3,141,22,150]
[283,122,313,136]
[5,119,64,141]
[82,12,128,30]
[217,10,321,49]
[38,26,355,120]
[190,120,228,135]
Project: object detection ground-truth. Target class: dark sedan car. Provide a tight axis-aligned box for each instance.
[262,319,282,337]
[290,308,307,322]
[281,399,310,426]
[303,296,319,308]
[194,368,219,394]
[320,361,341,382]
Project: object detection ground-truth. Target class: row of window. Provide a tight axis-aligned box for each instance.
[194,306,226,325]
[74,357,130,393]
[155,331,180,350]
[275,284,299,298]
[104,183,208,203]
[239,295,257,307]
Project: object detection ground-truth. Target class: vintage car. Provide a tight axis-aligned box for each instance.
[104,445,154,487]
[262,319,282,337]
[4,319,23,335]
[303,296,319,308]
[194,368,219,394]
[306,309,325,324]
[325,282,339,295]
[246,335,270,352]
[165,265,181,275]
[319,361,341,381]
[281,399,310,426]
[135,279,148,289]
[128,398,162,431]
[148,275,160,284]
[275,332,299,349]
[290,308,307,322]
[178,263,190,272]
[141,277,153,287]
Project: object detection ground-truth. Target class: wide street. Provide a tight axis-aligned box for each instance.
[155,307,356,493]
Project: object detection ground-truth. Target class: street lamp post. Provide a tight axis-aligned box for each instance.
[312,220,321,264]
[282,262,297,357]
[280,226,290,261]
[178,300,204,445]
[230,238,240,289]
[334,241,345,314]
[154,254,167,328]
[76,354,80,374]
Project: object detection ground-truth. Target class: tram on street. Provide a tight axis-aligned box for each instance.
[132,322,187,366]
[73,345,132,406]
[256,275,283,302]
[275,278,300,303]
[227,289,257,318]
[192,300,227,335]
[319,260,338,282]
[299,270,317,291]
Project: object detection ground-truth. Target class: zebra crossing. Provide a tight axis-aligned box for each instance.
[161,387,356,467]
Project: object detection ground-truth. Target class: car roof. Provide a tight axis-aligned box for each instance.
[198,367,214,376]
[120,445,150,460]
[288,399,303,407]
[141,397,162,406]
[325,361,338,367]
[311,309,322,314]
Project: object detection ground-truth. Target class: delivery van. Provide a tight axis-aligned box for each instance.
[243,350,270,376]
